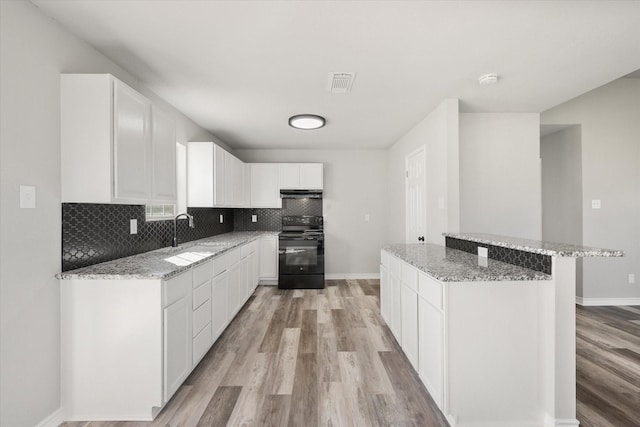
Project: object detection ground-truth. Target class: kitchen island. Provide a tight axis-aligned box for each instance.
[380,234,622,427]
[57,231,278,421]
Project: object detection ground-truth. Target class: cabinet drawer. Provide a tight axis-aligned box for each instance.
[193,281,211,309]
[213,247,241,276]
[193,259,213,288]
[241,241,257,258]
[193,323,212,365]
[418,272,443,310]
[164,270,192,307]
[402,263,418,292]
[193,299,211,337]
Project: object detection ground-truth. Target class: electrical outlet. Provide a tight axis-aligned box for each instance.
[251,215,257,223]
[364,214,370,222]
[130,219,138,235]
[219,214,224,223]
[478,246,488,258]
[629,273,636,284]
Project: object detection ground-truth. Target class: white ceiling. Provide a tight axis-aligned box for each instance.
[32,0,640,150]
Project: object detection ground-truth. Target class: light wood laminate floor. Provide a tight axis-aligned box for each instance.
[62,280,448,427]
[576,304,640,427]
[61,282,640,427]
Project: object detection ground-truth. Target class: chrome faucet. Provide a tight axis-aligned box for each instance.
[173,212,195,247]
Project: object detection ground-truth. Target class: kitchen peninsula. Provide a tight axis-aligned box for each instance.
[380,233,623,427]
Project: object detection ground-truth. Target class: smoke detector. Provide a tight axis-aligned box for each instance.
[478,73,499,85]
[328,72,356,93]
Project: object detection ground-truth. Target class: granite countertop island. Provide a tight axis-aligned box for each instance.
[382,243,551,282]
[381,233,623,427]
[56,231,279,281]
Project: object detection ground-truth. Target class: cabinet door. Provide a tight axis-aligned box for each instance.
[251,164,282,208]
[279,163,300,189]
[401,284,419,370]
[212,272,229,340]
[250,252,259,292]
[259,236,278,280]
[235,158,245,207]
[164,294,191,402]
[113,80,152,202]
[419,297,444,408]
[151,107,176,202]
[227,262,241,317]
[390,272,402,344]
[380,265,391,325]
[213,145,226,206]
[300,164,323,189]
[224,152,236,207]
[187,142,214,207]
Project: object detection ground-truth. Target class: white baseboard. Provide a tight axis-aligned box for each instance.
[325,273,380,280]
[543,413,580,427]
[576,296,640,306]
[35,407,65,427]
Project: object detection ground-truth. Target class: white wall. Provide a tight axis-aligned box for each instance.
[459,113,542,240]
[387,99,460,245]
[542,78,640,301]
[541,126,584,295]
[235,149,388,277]
[0,2,216,425]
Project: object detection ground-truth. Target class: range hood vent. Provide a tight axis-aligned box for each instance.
[280,189,323,199]
[327,72,356,93]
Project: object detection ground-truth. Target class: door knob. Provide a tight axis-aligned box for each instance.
[418,236,425,242]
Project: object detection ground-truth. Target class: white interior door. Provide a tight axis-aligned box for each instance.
[406,146,427,243]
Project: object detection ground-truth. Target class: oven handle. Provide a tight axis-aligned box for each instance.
[278,237,324,241]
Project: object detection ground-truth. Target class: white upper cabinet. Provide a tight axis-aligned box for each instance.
[278,163,323,190]
[151,106,177,203]
[187,142,246,208]
[61,74,176,205]
[250,163,282,208]
[225,151,244,207]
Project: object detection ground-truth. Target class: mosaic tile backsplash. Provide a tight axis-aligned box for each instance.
[62,198,323,272]
[62,204,233,272]
[445,237,552,274]
[233,198,323,231]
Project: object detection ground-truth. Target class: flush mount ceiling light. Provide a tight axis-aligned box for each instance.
[478,73,499,85]
[288,114,326,130]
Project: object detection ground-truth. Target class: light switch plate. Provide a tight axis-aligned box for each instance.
[219,214,224,223]
[19,185,36,209]
[365,214,370,222]
[251,215,257,223]
[438,197,445,209]
[629,273,636,284]
[130,219,138,235]
[478,246,488,258]
[591,199,601,209]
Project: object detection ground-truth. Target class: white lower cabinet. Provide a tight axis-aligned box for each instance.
[380,250,445,418]
[227,261,242,317]
[400,282,419,370]
[418,292,444,409]
[61,238,265,421]
[164,293,192,401]
[212,271,229,341]
[259,235,278,282]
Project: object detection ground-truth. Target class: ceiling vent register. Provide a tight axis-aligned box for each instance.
[328,72,356,93]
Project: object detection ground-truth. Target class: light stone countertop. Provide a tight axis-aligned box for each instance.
[443,233,624,257]
[383,243,552,282]
[56,231,279,281]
